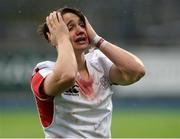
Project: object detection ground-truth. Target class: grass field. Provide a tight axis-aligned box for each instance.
[0,109,180,138]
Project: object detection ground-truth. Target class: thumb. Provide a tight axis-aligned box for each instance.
[46,32,56,47]
[85,16,97,41]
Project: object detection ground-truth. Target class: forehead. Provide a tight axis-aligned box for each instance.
[62,13,81,24]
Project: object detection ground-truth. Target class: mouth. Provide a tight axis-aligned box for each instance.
[75,36,87,44]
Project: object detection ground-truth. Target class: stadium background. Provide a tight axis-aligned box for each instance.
[0,0,180,137]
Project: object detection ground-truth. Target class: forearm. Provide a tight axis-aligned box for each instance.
[44,37,77,96]
[99,40,145,84]
[100,41,144,73]
[54,37,78,80]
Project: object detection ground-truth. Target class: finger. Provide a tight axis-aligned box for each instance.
[47,32,55,44]
[46,16,50,29]
[84,16,88,22]
[46,16,53,33]
[49,12,55,25]
[56,12,61,22]
[46,12,55,30]
[51,11,59,25]
[84,16,90,26]
[46,32,55,46]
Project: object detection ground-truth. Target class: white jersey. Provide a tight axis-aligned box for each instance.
[31,50,114,138]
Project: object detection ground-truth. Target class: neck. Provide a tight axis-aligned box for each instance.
[75,51,86,71]
[75,51,91,81]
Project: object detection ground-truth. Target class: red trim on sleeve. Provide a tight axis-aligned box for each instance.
[31,71,54,127]
[31,71,51,100]
[35,96,54,128]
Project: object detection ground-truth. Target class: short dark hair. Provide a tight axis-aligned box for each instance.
[38,7,86,41]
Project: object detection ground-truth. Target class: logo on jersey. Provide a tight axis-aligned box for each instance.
[64,84,80,96]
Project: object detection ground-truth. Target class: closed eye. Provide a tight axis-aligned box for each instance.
[68,25,73,31]
[67,20,75,31]
[67,23,75,31]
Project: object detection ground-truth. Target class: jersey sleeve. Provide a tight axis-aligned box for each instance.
[95,50,113,78]
[31,61,54,101]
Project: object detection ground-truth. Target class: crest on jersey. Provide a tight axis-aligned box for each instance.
[64,84,80,96]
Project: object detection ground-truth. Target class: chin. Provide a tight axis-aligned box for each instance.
[74,44,89,50]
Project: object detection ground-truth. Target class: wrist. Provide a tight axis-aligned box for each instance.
[57,35,70,44]
[92,35,108,49]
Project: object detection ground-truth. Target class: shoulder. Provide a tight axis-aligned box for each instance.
[34,61,55,71]
[32,61,55,77]
[31,61,55,101]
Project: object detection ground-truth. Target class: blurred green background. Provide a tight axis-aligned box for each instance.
[1,109,180,138]
[0,0,180,138]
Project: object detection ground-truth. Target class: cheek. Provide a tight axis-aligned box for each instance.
[69,33,74,43]
[69,37,77,48]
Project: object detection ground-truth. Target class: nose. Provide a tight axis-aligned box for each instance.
[75,25,85,35]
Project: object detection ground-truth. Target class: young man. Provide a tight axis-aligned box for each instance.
[31,7,145,138]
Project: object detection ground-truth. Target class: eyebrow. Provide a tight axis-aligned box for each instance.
[66,20,74,27]
[66,18,83,27]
